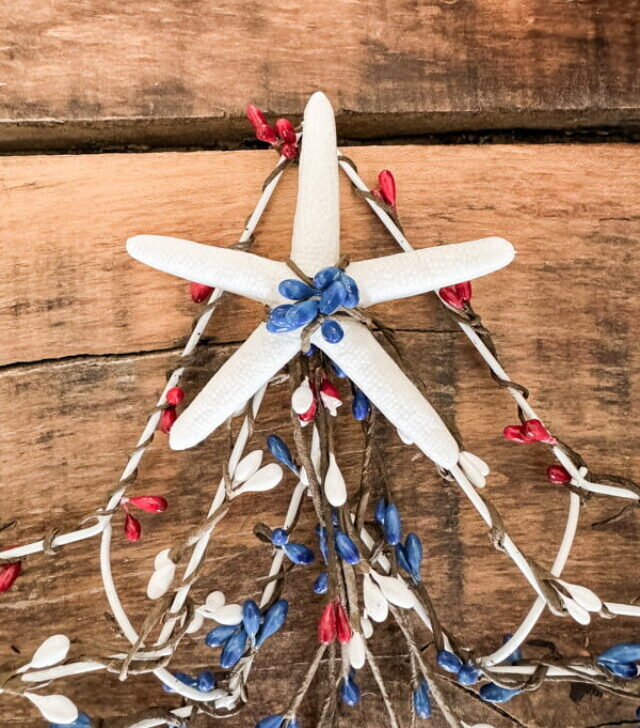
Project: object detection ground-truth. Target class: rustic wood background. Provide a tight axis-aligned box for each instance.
[0,3,639,727]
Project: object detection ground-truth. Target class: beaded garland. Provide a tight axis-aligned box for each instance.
[1,92,640,728]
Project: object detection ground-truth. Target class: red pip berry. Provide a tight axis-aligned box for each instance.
[377,170,397,209]
[275,118,296,144]
[0,562,21,593]
[124,513,142,542]
[503,424,528,443]
[166,387,184,406]
[246,104,267,130]
[439,282,472,310]
[255,123,277,145]
[159,406,177,434]
[334,601,352,644]
[523,419,557,445]
[125,495,168,513]
[280,142,299,159]
[547,465,571,484]
[318,601,337,644]
[189,282,214,303]
[503,419,557,445]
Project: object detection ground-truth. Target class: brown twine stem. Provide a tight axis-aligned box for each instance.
[365,648,400,728]
[285,644,327,718]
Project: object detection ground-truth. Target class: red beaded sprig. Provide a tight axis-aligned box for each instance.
[246,104,299,160]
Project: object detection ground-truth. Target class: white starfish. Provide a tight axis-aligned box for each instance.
[127,92,514,472]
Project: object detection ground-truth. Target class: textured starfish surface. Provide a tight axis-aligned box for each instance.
[127,92,515,470]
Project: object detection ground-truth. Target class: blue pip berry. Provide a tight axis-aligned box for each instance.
[334,530,360,564]
[502,633,523,665]
[284,542,315,565]
[457,663,480,686]
[351,387,370,421]
[404,533,423,580]
[598,643,640,665]
[220,628,248,669]
[396,543,412,575]
[479,683,522,704]
[375,498,387,526]
[315,524,329,563]
[340,274,360,308]
[313,571,329,594]
[636,706,640,719]
[205,624,237,648]
[266,304,297,333]
[340,674,361,706]
[285,298,319,329]
[278,279,316,301]
[319,279,347,315]
[267,435,296,472]
[256,599,289,648]
[303,343,317,357]
[196,670,216,692]
[163,671,197,693]
[255,716,284,728]
[383,503,402,545]
[271,528,289,546]
[436,649,463,674]
[50,713,93,728]
[413,680,432,719]
[321,318,344,344]
[313,266,342,290]
[242,599,262,640]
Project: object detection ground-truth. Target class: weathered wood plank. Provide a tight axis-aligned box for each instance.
[0,324,638,726]
[1,144,639,368]
[0,1,639,150]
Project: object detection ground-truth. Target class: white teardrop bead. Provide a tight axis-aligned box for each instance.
[361,615,374,638]
[147,561,176,600]
[25,693,78,724]
[185,612,205,634]
[211,603,243,625]
[154,547,172,569]
[234,463,283,495]
[31,634,70,668]
[363,573,388,622]
[205,590,226,611]
[349,631,366,669]
[232,449,263,484]
[292,377,314,414]
[370,571,416,609]
[324,454,347,507]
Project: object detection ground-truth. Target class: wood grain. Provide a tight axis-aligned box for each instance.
[0,144,639,726]
[0,0,639,151]
[1,144,639,365]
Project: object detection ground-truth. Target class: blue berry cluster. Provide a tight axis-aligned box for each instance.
[205,599,288,669]
[270,527,315,566]
[313,521,360,595]
[375,498,424,583]
[267,266,360,343]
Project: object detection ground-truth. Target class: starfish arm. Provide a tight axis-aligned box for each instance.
[311,319,459,469]
[347,236,515,308]
[290,92,340,275]
[169,324,300,450]
[127,235,287,306]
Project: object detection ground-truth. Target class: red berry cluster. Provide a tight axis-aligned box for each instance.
[503,418,557,445]
[439,281,472,310]
[371,169,398,216]
[317,599,351,644]
[246,104,299,159]
[120,495,169,543]
[159,387,184,434]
